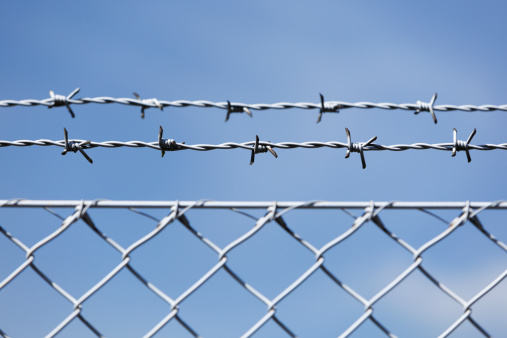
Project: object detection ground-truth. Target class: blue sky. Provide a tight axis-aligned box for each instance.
[0,1,507,337]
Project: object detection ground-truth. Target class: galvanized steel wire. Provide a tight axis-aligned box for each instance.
[5,139,507,152]
[0,200,506,337]
[1,130,506,167]
[2,89,507,122]
[3,91,507,112]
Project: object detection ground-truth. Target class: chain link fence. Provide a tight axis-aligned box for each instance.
[1,200,506,337]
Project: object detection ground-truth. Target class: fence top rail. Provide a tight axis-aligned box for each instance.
[1,200,506,209]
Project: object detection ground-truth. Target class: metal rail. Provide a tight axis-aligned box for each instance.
[2,199,507,209]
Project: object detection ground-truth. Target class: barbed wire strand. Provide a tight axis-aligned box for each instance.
[1,130,506,167]
[2,89,507,122]
[7,140,507,152]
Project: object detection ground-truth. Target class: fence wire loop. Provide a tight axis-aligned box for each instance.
[61,128,93,163]
[317,93,340,123]
[415,93,438,124]
[453,128,477,162]
[267,201,278,222]
[463,200,471,220]
[133,92,163,119]
[48,87,80,118]
[226,100,252,122]
[345,128,378,169]
[250,135,278,165]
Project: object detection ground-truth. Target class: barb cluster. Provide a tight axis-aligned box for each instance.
[2,88,507,123]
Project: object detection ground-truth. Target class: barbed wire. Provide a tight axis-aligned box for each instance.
[0,127,505,168]
[2,89,507,123]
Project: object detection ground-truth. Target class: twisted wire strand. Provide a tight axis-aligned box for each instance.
[1,139,507,152]
[2,96,507,112]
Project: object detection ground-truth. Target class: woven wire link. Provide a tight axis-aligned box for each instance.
[1,200,506,337]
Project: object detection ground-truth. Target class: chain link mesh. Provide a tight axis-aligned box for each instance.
[0,200,506,337]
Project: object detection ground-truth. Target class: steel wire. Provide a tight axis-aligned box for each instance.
[0,138,505,168]
[1,200,506,337]
[2,139,507,152]
[2,90,507,125]
[2,95,507,112]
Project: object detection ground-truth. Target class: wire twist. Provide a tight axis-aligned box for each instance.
[48,88,80,118]
[453,128,476,162]
[61,128,93,163]
[317,93,340,123]
[415,93,438,123]
[226,101,252,122]
[133,92,163,119]
[250,135,278,165]
[345,128,377,169]
[158,126,183,157]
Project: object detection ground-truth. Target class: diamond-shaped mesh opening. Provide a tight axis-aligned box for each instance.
[373,269,462,337]
[128,214,218,298]
[373,208,451,248]
[84,207,173,248]
[275,208,355,249]
[81,268,173,338]
[323,220,413,299]
[422,220,507,300]
[183,208,268,248]
[175,268,266,337]
[0,207,70,247]
[34,217,120,296]
[0,267,70,337]
[226,219,316,299]
[276,269,366,337]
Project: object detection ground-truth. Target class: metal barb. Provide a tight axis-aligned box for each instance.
[226,101,252,122]
[134,92,163,119]
[345,128,377,169]
[49,88,80,118]
[158,126,183,158]
[317,93,339,123]
[453,128,476,162]
[250,135,278,165]
[61,128,93,163]
[415,93,438,124]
